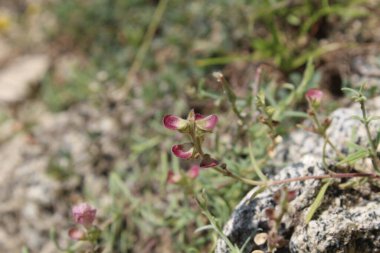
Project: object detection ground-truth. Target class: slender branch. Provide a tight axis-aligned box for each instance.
[123,0,169,95]
[212,164,380,187]
[267,172,380,186]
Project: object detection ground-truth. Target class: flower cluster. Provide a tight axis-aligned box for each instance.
[163,109,219,168]
[68,203,100,242]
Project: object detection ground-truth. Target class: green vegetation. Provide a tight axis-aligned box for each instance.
[31,0,380,252]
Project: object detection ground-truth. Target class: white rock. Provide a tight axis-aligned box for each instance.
[0,54,49,104]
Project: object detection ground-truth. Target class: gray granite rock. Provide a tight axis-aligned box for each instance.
[217,97,380,253]
[274,97,380,173]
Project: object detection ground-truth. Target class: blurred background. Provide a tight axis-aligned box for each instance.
[0,0,380,252]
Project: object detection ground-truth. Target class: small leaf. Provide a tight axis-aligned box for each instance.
[194,224,214,233]
[349,115,364,123]
[336,149,369,166]
[305,179,331,224]
[341,87,360,96]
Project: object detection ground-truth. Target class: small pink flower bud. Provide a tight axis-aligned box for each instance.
[163,115,189,131]
[171,143,194,159]
[196,114,218,132]
[305,88,323,106]
[68,227,86,240]
[72,203,97,226]
[187,165,200,179]
[167,170,182,184]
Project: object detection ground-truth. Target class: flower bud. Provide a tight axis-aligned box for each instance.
[187,165,200,179]
[163,115,189,131]
[305,88,323,107]
[167,170,182,184]
[72,203,97,227]
[68,227,86,240]
[171,143,194,159]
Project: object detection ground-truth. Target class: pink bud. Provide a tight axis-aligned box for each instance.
[167,170,182,184]
[196,114,218,132]
[187,165,200,179]
[72,203,97,226]
[163,115,189,131]
[171,143,194,159]
[68,227,86,240]
[305,88,323,105]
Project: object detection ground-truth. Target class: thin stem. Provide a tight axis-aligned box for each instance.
[249,141,268,181]
[310,109,343,159]
[322,138,328,168]
[360,100,380,174]
[122,0,169,95]
[212,165,380,187]
[267,172,380,186]
[218,76,245,122]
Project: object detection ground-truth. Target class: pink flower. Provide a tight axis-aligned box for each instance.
[167,170,182,184]
[72,203,97,227]
[171,143,194,159]
[68,227,86,240]
[187,165,200,179]
[305,88,323,106]
[163,110,218,133]
[163,110,218,160]
[163,115,189,131]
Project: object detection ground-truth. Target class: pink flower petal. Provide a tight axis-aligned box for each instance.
[196,114,218,131]
[187,165,200,179]
[195,113,204,120]
[163,115,188,131]
[68,228,85,240]
[171,143,194,159]
[72,203,97,226]
[167,170,182,184]
[200,155,219,168]
[305,88,323,103]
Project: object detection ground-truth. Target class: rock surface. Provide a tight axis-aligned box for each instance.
[0,54,49,104]
[216,97,380,253]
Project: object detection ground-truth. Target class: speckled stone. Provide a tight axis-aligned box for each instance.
[216,97,380,253]
[274,98,380,173]
[216,156,325,253]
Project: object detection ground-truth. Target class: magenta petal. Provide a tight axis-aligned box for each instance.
[187,165,200,179]
[196,114,218,131]
[72,203,97,226]
[68,228,85,240]
[163,115,188,130]
[195,113,204,120]
[171,143,194,159]
[305,88,323,103]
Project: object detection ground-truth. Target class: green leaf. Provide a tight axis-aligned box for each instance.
[336,149,369,166]
[341,87,360,95]
[283,111,309,118]
[349,115,364,123]
[305,179,332,224]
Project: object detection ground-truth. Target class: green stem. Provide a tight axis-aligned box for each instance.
[219,76,245,122]
[212,164,380,187]
[310,109,344,159]
[360,100,380,174]
[123,0,169,95]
